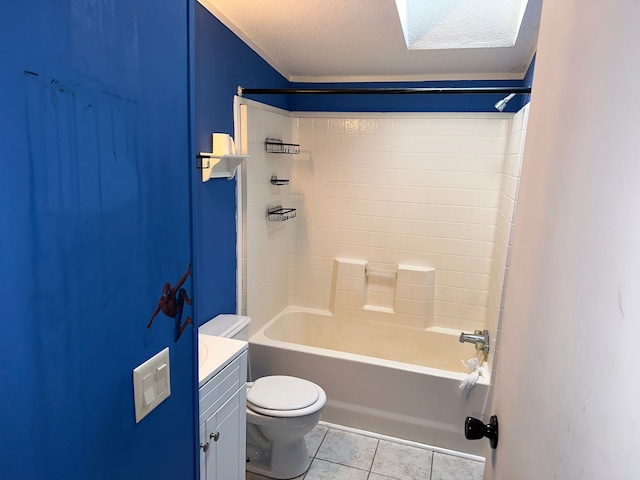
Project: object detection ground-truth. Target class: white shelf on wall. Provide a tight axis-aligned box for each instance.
[198,153,249,181]
[198,133,249,181]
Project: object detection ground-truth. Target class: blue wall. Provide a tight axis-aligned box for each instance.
[0,1,196,478]
[194,4,289,326]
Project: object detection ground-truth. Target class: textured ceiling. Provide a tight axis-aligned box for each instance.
[198,0,542,82]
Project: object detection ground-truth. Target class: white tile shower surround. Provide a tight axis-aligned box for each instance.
[483,104,529,377]
[245,423,484,480]
[241,102,528,359]
[242,103,298,328]
[291,115,512,333]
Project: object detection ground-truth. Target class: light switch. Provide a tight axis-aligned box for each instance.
[142,373,155,406]
[156,364,168,394]
[133,347,171,423]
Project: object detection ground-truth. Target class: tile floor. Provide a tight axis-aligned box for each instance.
[246,423,484,480]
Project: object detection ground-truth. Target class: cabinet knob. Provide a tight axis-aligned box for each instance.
[211,432,220,442]
[200,442,210,452]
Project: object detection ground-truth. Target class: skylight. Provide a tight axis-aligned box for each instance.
[395,0,529,50]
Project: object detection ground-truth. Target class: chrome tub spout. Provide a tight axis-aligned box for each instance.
[459,329,490,354]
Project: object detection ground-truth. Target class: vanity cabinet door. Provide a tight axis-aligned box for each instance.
[201,387,246,480]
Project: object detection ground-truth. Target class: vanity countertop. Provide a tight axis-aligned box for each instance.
[198,333,247,387]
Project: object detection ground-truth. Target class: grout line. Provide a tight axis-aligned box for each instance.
[314,458,371,473]
[429,450,435,480]
[368,437,380,474]
[313,427,329,459]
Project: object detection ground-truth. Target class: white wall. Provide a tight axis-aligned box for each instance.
[292,113,512,332]
[486,1,640,478]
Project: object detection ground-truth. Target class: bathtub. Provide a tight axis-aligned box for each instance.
[249,307,491,456]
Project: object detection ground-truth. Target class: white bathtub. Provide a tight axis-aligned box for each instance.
[249,307,491,456]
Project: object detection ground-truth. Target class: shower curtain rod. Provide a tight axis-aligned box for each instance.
[238,86,531,96]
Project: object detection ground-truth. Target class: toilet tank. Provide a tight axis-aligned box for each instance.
[200,314,251,341]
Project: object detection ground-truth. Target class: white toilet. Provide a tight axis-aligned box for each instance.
[201,315,326,480]
[246,375,326,479]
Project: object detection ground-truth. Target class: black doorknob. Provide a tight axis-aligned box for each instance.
[464,415,499,449]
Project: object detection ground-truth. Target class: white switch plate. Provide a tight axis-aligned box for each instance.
[133,347,171,423]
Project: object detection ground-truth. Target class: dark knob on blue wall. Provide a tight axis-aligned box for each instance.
[465,415,499,449]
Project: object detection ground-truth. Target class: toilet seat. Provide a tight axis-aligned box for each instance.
[247,375,326,418]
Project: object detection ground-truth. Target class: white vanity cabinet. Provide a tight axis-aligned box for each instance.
[198,336,247,480]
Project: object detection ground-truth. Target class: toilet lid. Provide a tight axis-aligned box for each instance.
[247,375,319,411]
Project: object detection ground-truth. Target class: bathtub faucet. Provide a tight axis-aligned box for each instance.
[459,330,490,354]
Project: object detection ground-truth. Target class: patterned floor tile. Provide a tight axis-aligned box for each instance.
[245,425,484,480]
[431,452,484,480]
[315,429,378,470]
[370,440,434,480]
[368,473,398,480]
[306,424,329,458]
[304,459,369,480]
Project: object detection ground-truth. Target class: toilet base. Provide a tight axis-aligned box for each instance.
[245,438,310,479]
